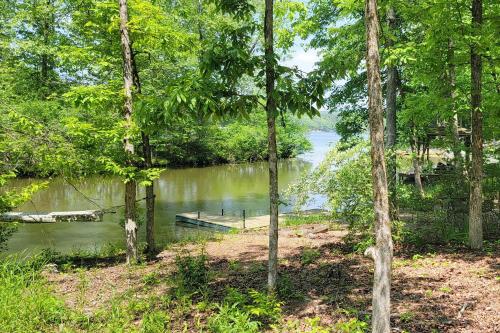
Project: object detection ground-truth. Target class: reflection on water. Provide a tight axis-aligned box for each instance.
[5,131,339,254]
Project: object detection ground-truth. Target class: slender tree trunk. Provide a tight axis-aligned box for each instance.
[130,48,156,257]
[40,0,54,93]
[265,0,279,292]
[465,137,471,171]
[118,0,138,264]
[447,39,462,169]
[426,139,430,162]
[386,6,398,220]
[197,0,204,42]
[469,0,483,250]
[364,1,393,332]
[410,128,425,197]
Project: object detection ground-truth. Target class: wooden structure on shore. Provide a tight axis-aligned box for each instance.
[0,210,104,223]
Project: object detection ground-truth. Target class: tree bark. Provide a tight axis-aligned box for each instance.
[40,0,54,93]
[118,0,138,264]
[386,6,398,220]
[197,0,204,42]
[410,128,425,197]
[265,0,279,292]
[364,1,393,332]
[469,0,483,250]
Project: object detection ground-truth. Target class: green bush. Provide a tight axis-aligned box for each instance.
[282,213,328,226]
[208,304,260,333]
[301,247,321,265]
[397,177,470,245]
[288,142,375,252]
[174,251,209,293]
[245,289,282,324]
[158,110,311,166]
[208,288,282,332]
[334,318,369,332]
[0,173,47,252]
[0,224,17,252]
[287,140,492,249]
[277,274,305,301]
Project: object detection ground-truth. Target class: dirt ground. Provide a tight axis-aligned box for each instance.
[47,224,500,332]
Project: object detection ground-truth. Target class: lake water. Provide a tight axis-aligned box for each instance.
[5,131,339,254]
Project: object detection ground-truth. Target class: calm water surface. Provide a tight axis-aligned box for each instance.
[6,131,339,254]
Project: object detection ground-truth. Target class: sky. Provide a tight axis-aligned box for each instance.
[282,45,320,73]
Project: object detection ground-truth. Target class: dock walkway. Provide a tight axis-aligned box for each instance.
[176,212,282,231]
[0,210,103,223]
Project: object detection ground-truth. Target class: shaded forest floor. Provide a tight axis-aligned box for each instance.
[45,223,499,332]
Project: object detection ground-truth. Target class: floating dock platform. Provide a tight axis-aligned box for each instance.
[176,212,282,231]
[0,210,104,223]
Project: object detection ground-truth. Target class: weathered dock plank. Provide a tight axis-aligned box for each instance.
[175,212,283,230]
[0,210,104,223]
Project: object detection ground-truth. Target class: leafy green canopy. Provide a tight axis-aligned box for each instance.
[164,0,329,121]
[302,0,499,145]
[1,0,317,183]
[159,111,311,166]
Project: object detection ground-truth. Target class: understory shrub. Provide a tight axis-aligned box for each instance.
[287,142,375,251]
[174,250,209,294]
[274,316,369,333]
[0,173,47,252]
[208,304,261,333]
[277,273,305,301]
[301,247,321,265]
[287,140,497,250]
[208,288,282,332]
[0,223,17,252]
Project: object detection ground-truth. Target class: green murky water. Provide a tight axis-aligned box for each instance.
[5,131,339,254]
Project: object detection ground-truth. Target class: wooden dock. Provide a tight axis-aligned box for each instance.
[176,212,282,231]
[0,210,104,223]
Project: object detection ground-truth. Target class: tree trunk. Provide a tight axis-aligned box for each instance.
[40,0,54,93]
[410,128,425,197]
[130,46,156,257]
[386,6,398,220]
[118,0,138,264]
[469,0,483,250]
[197,0,204,42]
[364,1,393,332]
[265,0,279,292]
[426,139,430,162]
[447,39,462,169]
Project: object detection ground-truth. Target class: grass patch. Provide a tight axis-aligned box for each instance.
[174,250,209,294]
[301,247,321,266]
[0,255,70,332]
[283,213,332,226]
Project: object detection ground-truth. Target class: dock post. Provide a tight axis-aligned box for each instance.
[197,211,200,219]
[243,209,246,229]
